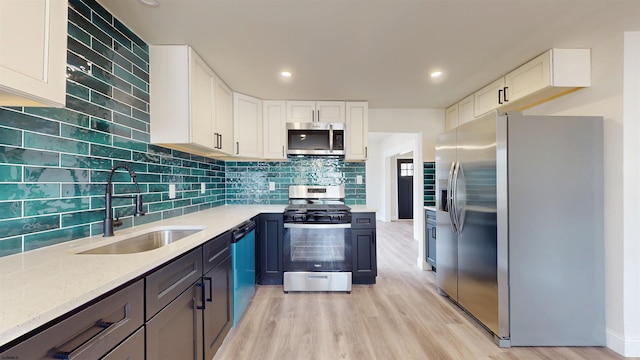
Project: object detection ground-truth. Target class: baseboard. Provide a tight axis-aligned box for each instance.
[607,328,640,357]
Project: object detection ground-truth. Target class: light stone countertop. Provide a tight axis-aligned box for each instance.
[0,204,376,347]
[424,206,436,212]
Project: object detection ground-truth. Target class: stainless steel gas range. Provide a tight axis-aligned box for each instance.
[282,185,352,293]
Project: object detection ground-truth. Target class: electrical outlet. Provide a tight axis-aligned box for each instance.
[269,182,276,191]
[356,175,363,184]
[201,183,206,194]
[169,184,176,199]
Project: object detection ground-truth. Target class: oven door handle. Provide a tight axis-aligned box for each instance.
[284,223,351,229]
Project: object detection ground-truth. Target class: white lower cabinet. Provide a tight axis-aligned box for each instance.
[0,0,67,107]
[262,100,287,160]
[233,92,263,158]
[345,102,368,161]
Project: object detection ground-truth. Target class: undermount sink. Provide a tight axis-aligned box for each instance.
[79,228,204,254]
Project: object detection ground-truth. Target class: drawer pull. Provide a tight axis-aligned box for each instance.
[54,303,131,359]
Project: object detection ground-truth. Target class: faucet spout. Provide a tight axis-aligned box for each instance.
[103,163,145,237]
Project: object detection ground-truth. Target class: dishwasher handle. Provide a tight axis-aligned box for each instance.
[232,220,256,242]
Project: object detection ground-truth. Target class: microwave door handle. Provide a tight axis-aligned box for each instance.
[329,123,334,152]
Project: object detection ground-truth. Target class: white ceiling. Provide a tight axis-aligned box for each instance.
[97,0,640,109]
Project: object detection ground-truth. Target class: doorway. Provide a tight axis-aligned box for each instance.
[397,159,414,219]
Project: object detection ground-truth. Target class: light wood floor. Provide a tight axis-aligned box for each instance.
[214,221,630,360]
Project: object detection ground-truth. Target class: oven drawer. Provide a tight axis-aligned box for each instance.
[351,212,376,229]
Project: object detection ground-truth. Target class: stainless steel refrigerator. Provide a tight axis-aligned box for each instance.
[435,111,605,347]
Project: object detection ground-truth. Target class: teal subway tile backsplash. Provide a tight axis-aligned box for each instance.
[0,202,21,220]
[0,0,225,257]
[424,162,435,206]
[225,156,366,205]
[24,226,90,252]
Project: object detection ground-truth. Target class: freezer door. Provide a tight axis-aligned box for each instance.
[454,113,504,337]
[435,129,458,300]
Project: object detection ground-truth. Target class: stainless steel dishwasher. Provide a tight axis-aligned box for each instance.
[231,219,256,327]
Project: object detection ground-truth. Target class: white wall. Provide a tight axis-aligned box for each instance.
[369,108,444,161]
[367,132,427,269]
[524,32,640,356]
[366,109,442,269]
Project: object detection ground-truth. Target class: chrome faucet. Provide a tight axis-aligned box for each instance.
[103,163,145,237]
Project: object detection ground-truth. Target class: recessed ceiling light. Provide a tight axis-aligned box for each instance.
[281,71,292,78]
[138,0,160,7]
[430,71,443,78]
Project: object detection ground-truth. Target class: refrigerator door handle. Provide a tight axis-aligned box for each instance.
[451,161,461,233]
[447,161,458,233]
[453,162,466,234]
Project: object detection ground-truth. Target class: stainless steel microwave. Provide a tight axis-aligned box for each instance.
[286,122,345,155]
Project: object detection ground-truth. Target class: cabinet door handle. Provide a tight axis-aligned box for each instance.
[432,227,436,239]
[317,109,320,122]
[282,145,285,158]
[236,141,240,155]
[498,89,503,104]
[503,86,509,102]
[312,109,315,122]
[365,146,368,158]
[204,276,213,302]
[192,298,198,360]
[53,303,132,359]
[196,282,206,309]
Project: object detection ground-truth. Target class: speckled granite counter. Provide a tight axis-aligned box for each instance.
[0,204,376,347]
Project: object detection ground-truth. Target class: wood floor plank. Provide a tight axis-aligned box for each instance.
[214,221,633,360]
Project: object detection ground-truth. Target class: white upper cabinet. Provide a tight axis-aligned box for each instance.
[215,77,233,155]
[458,95,475,126]
[316,101,345,123]
[345,102,368,161]
[502,49,591,110]
[233,92,263,158]
[150,45,232,155]
[286,101,315,122]
[190,53,216,149]
[286,101,345,123]
[471,48,591,117]
[445,104,459,130]
[0,0,67,107]
[474,77,505,118]
[262,100,287,160]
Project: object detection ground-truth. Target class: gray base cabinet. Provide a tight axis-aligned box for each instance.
[0,280,144,359]
[203,231,232,359]
[256,213,284,285]
[146,282,204,360]
[1,220,240,360]
[103,327,145,360]
[426,209,436,269]
[351,212,377,284]
[146,232,232,360]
